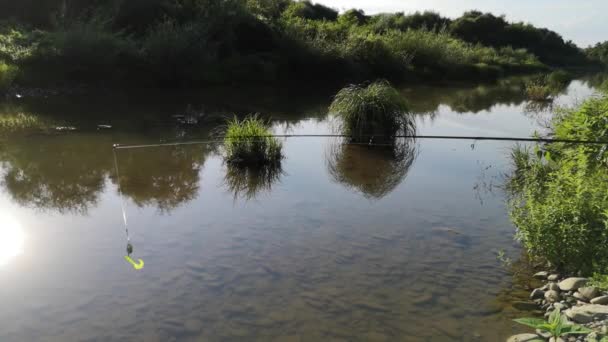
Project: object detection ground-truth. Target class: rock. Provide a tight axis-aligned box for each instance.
[513,301,540,311]
[573,292,588,302]
[534,271,549,279]
[565,304,608,324]
[590,295,608,305]
[548,274,560,281]
[530,289,545,300]
[548,337,565,342]
[549,283,560,291]
[536,329,552,339]
[558,278,588,292]
[554,303,566,311]
[507,333,542,342]
[545,290,561,303]
[540,284,549,291]
[579,287,600,300]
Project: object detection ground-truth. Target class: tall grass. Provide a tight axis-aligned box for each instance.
[223,115,283,165]
[329,81,414,142]
[0,112,45,130]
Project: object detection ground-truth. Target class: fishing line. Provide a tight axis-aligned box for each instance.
[112,134,608,150]
[112,145,144,270]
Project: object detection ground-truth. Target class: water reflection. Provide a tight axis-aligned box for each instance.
[326,138,417,199]
[112,145,212,212]
[0,134,112,214]
[224,162,284,201]
[0,212,25,266]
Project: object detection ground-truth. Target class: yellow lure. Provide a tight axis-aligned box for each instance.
[124,256,145,270]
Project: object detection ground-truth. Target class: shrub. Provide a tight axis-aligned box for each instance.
[141,20,219,85]
[39,19,136,80]
[329,81,413,142]
[508,93,608,274]
[547,70,573,87]
[223,115,283,165]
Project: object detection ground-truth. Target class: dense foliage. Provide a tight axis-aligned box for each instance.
[0,0,599,88]
[587,42,608,66]
[508,93,608,274]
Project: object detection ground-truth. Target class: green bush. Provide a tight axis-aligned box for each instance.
[329,81,414,142]
[141,20,219,85]
[38,19,136,80]
[508,93,608,274]
[223,116,283,165]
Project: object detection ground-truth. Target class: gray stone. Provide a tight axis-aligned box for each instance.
[579,287,600,300]
[530,289,545,300]
[507,333,541,342]
[548,337,565,342]
[536,329,551,339]
[573,292,588,302]
[590,295,608,305]
[545,290,561,303]
[565,304,608,324]
[548,274,560,281]
[554,303,566,311]
[558,278,588,292]
[549,283,560,291]
[534,271,549,279]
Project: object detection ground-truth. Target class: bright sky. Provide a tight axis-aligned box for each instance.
[313,0,608,47]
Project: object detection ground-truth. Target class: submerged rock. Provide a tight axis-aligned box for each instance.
[590,296,608,305]
[565,304,608,324]
[530,289,545,300]
[548,274,560,281]
[533,271,549,279]
[507,333,541,342]
[558,278,588,292]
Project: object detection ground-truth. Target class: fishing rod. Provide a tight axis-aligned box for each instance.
[112,134,608,150]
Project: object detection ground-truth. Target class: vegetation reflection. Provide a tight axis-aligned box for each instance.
[0,134,111,214]
[112,145,210,213]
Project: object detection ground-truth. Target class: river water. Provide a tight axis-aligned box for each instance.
[0,75,604,341]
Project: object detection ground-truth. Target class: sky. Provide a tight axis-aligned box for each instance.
[313,0,608,47]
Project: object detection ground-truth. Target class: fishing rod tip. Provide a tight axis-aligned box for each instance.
[112,143,120,149]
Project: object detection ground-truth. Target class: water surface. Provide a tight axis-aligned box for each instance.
[0,76,603,341]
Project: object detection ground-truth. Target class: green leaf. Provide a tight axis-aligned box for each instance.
[513,317,547,329]
[560,324,593,335]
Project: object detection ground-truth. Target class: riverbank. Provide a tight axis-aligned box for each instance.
[2,1,605,91]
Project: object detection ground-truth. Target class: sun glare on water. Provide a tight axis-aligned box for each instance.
[0,212,25,266]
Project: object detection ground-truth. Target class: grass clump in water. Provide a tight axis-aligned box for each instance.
[223,115,283,165]
[329,80,414,142]
[525,71,572,102]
